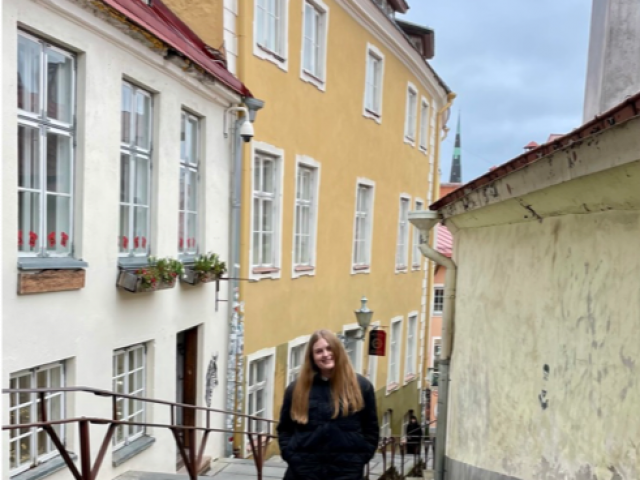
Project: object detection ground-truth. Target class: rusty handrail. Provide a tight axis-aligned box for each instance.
[3,387,275,480]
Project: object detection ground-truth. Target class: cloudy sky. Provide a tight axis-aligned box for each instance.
[401,1,593,183]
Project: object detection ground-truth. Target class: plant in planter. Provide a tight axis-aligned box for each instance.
[117,257,184,293]
[182,253,227,285]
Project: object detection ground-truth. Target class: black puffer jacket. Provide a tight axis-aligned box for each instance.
[277,374,379,480]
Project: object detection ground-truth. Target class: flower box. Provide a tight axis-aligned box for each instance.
[181,268,221,285]
[116,257,183,293]
[180,253,227,286]
[116,270,177,293]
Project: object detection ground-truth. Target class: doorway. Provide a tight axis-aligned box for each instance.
[176,326,199,466]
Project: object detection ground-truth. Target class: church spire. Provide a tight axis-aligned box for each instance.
[449,113,462,183]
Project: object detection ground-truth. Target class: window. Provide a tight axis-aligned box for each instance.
[404,84,418,143]
[252,149,282,273]
[18,32,75,257]
[353,181,374,272]
[412,200,424,268]
[9,362,65,476]
[381,411,391,439]
[396,196,410,270]
[288,337,309,383]
[363,44,384,121]
[432,337,442,386]
[388,318,402,389]
[343,327,363,374]
[113,344,146,448]
[419,98,429,151]
[301,0,328,88]
[179,112,199,256]
[405,314,418,380]
[293,159,319,274]
[247,352,275,436]
[433,286,444,315]
[120,82,152,256]
[254,0,288,68]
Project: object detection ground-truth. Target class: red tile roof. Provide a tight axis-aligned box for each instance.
[435,224,452,258]
[431,90,640,211]
[101,0,251,97]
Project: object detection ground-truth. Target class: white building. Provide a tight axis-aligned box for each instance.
[2,0,255,479]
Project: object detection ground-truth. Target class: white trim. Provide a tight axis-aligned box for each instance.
[342,323,364,374]
[431,336,442,368]
[253,0,290,72]
[292,156,321,278]
[386,316,403,394]
[432,284,444,316]
[249,141,285,281]
[337,0,448,102]
[403,82,418,146]
[287,335,311,384]
[395,193,411,273]
[299,0,330,91]
[404,312,418,384]
[351,177,376,275]
[362,43,385,123]
[223,0,239,74]
[245,347,277,451]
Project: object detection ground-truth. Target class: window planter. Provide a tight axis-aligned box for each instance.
[180,253,226,286]
[116,257,183,294]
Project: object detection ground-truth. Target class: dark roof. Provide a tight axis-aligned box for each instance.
[101,0,251,97]
[430,90,640,211]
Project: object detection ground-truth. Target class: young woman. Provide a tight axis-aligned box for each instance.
[405,414,423,456]
[277,329,380,480]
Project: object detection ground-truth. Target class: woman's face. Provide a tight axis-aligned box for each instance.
[312,338,335,373]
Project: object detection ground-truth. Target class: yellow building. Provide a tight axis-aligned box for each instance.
[165,0,453,455]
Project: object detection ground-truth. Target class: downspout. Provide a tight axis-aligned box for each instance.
[409,211,456,480]
[225,97,264,457]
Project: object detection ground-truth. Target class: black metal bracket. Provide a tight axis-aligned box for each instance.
[214,277,256,312]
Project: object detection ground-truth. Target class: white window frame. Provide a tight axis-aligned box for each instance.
[343,323,364,374]
[245,348,276,453]
[287,335,310,384]
[381,410,391,438]
[9,362,66,476]
[419,97,429,152]
[395,194,411,272]
[412,199,424,270]
[387,316,403,393]
[351,178,375,275]
[404,312,418,383]
[253,0,290,71]
[292,156,321,278]
[362,44,385,123]
[404,82,418,145]
[431,336,442,368]
[17,32,76,259]
[366,321,380,387]
[300,0,329,91]
[250,142,284,281]
[113,344,147,450]
[119,81,153,258]
[433,285,444,315]
[178,111,200,257]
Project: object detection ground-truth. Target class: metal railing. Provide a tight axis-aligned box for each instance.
[2,387,276,480]
[367,434,435,479]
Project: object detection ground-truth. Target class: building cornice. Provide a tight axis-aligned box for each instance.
[337,0,450,104]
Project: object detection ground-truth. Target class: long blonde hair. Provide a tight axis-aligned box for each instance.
[291,329,364,424]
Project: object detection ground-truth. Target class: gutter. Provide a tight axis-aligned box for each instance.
[409,211,456,480]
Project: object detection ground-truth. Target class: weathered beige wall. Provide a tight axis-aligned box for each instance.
[448,210,640,479]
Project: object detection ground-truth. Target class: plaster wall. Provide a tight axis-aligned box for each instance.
[448,209,640,479]
[3,0,236,478]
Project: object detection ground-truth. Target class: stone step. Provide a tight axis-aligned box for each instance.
[423,469,435,480]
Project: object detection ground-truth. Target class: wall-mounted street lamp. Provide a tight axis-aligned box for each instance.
[351,296,373,340]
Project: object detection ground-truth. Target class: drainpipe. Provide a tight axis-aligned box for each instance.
[225,97,264,457]
[409,210,456,480]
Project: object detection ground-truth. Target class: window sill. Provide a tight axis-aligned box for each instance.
[18,257,88,270]
[252,267,280,275]
[419,146,428,154]
[411,264,421,271]
[404,136,416,147]
[351,264,371,275]
[301,70,326,92]
[395,266,408,274]
[118,256,149,270]
[404,373,417,384]
[386,383,400,395]
[250,266,281,281]
[432,312,443,317]
[254,44,288,71]
[112,435,156,467]
[12,453,77,480]
[363,109,382,124]
[293,265,315,278]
